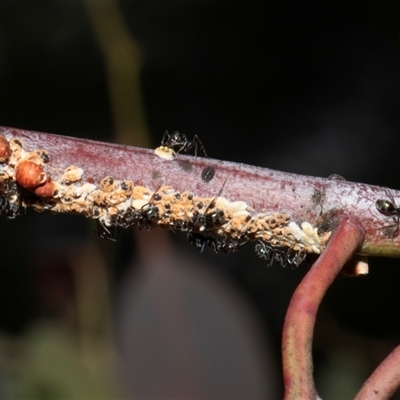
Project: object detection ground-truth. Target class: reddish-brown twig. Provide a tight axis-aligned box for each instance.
[282,217,365,399]
[355,345,400,400]
[0,126,398,257]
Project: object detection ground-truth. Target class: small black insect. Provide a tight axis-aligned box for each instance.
[161,130,208,157]
[187,232,248,255]
[210,236,249,254]
[201,166,215,183]
[187,231,209,253]
[192,176,229,231]
[141,204,159,230]
[111,208,143,230]
[190,189,225,232]
[96,220,117,241]
[173,219,190,232]
[140,189,163,230]
[255,242,275,266]
[255,241,308,268]
[376,191,400,235]
[285,249,307,268]
[0,180,21,219]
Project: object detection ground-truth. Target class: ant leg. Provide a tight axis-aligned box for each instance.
[161,130,170,146]
[187,232,207,253]
[192,135,208,158]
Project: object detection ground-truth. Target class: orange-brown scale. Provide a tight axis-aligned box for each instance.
[0,136,11,162]
[132,186,152,200]
[15,160,47,190]
[62,166,83,183]
[34,178,57,198]
[99,176,118,193]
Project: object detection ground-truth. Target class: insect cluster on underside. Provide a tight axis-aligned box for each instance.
[0,132,329,268]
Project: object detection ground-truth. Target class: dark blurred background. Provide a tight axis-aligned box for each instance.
[1,1,400,399]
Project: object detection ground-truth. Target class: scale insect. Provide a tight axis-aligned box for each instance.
[201,166,215,183]
[161,130,208,158]
[376,190,400,236]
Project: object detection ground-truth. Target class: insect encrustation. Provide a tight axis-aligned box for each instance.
[161,130,208,157]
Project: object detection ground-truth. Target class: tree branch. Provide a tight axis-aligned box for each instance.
[0,126,397,257]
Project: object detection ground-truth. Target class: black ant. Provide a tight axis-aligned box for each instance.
[376,190,400,236]
[187,232,248,255]
[210,236,249,254]
[110,207,143,231]
[161,130,208,158]
[255,241,306,268]
[96,220,117,241]
[139,188,163,230]
[255,242,275,266]
[190,177,228,233]
[0,180,21,219]
[187,232,209,253]
[285,248,307,268]
[141,204,159,230]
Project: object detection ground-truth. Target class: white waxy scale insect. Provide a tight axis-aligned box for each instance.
[155,146,176,161]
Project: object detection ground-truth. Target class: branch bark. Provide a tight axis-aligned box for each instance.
[0,126,398,257]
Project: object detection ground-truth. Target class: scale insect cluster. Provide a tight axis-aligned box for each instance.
[0,132,328,260]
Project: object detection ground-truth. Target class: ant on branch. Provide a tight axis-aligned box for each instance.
[187,232,248,254]
[189,176,228,233]
[96,220,117,241]
[161,130,208,158]
[255,241,307,268]
[376,190,400,236]
[187,176,228,251]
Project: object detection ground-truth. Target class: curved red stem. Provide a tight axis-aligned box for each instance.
[282,217,365,399]
[355,345,400,399]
